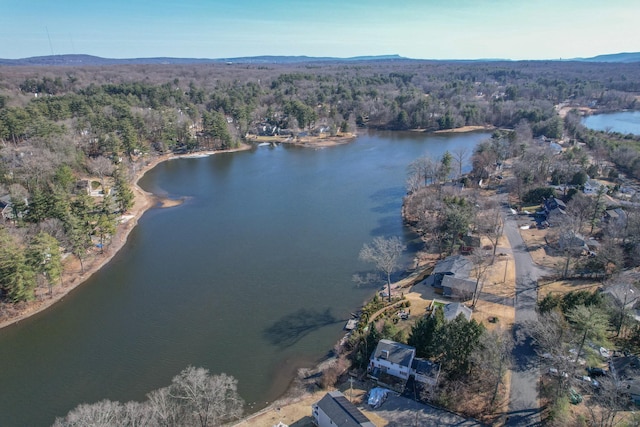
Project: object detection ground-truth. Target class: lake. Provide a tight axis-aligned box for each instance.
[582,110,640,135]
[0,130,488,426]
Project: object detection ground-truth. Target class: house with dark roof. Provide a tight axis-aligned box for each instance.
[441,275,476,300]
[369,339,415,382]
[432,255,473,294]
[411,358,441,386]
[312,391,375,427]
[539,197,566,225]
[604,208,627,226]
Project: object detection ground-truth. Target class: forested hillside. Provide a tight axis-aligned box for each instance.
[0,60,639,306]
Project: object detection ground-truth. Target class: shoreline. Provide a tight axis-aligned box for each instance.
[0,144,252,331]
[252,132,357,148]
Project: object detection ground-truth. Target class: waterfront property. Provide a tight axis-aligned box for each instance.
[312,391,375,427]
[432,255,473,295]
[369,339,415,381]
[368,339,441,391]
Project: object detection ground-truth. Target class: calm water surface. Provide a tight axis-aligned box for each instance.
[582,111,640,135]
[0,130,488,426]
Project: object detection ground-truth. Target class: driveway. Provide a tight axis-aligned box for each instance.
[371,393,482,426]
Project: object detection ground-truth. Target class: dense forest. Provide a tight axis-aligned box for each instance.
[1,59,640,305]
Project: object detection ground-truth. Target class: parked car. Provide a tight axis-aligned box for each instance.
[367,387,390,409]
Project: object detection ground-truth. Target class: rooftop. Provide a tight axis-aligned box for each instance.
[314,391,375,427]
[372,339,415,368]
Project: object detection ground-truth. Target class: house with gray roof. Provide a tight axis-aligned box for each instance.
[441,275,476,300]
[432,255,473,294]
[369,339,415,382]
[601,282,639,310]
[312,391,375,427]
[584,179,605,195]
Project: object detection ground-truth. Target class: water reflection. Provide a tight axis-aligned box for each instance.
[263,308,339,348]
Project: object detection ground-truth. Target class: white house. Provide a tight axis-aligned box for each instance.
[312,391,375,427]
[369,339,415,381]
[369,339,441,390]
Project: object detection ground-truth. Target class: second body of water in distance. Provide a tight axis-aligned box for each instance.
[582,110,640,135]
[0,130,489,426]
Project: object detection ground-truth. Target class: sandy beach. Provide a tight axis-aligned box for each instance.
[0,144,252,330]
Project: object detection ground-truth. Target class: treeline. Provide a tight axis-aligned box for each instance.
[53,366,244,427]
[1,60,640,305]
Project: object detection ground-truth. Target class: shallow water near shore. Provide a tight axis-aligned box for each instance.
[0,130,488,426]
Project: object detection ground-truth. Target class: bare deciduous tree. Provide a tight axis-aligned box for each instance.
[452,146,469,179]
[54,366,244,427]
[87,156,115,190]
[470,327,513,411]
[476,200,503,262]
[168,367,243,427]
[359,236,405,302]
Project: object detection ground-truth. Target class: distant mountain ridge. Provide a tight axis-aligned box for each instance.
[0,52,638,66]
[0,54,408,66]
[573,52,640,63]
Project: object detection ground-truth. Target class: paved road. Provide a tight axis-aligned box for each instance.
[502,212,543,427]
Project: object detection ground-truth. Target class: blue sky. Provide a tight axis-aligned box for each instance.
[1,0,638,60]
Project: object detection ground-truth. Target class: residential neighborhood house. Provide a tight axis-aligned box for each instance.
[312,391,375,427]
[584,179,605,195]
[368,339,441,391]
[369,339,415,384]
[440,275,477,300]
[432,255,473,295]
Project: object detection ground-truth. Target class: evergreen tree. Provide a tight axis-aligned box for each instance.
[65,213,93,273]
[113,167,134,213]
[408,307,444,358]
[94,195,117,254]
[436,315,485,379]
[26,232,63,296]
[0,229,36,302]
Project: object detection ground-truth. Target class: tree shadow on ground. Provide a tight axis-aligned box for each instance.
[263,308,339,348]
